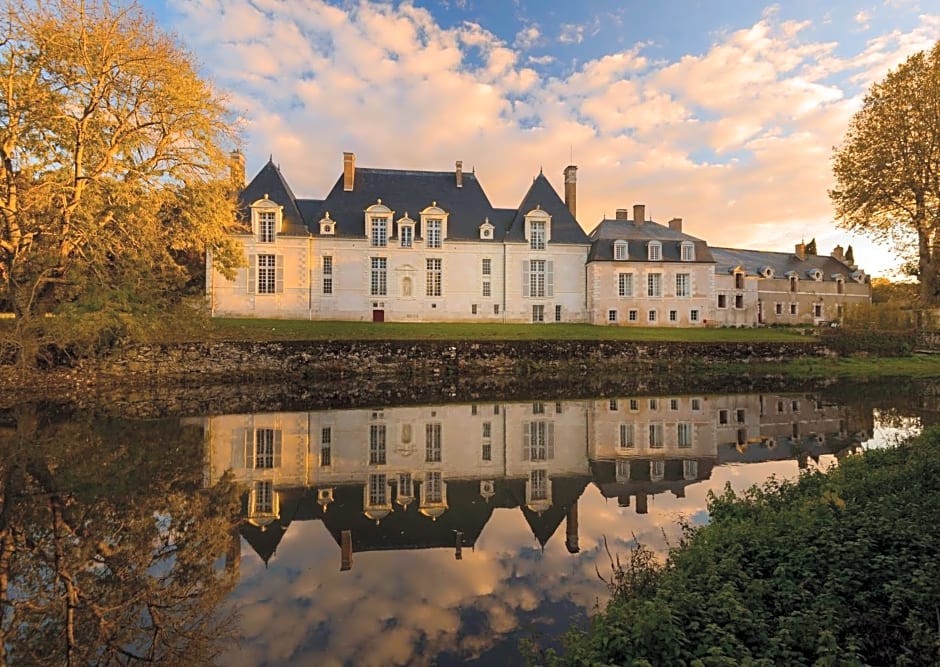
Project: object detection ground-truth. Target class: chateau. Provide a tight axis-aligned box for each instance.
[206,153,870,325]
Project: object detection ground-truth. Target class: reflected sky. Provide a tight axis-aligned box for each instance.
[210,389,894,666]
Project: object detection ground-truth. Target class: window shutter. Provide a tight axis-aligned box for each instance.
[247,255,256,294]
[275,255,284,293]
[546,261,554,297]
[245,429,254,469]
[523,422,531,460]
[232,428,246,469]
[547,422,555,459]
[522,261,530,297]
[274,430,282,468]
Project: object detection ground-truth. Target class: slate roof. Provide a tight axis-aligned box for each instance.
[304,168,499,241]
[587,218,714,263]
[503,173,591,245]
[710,247,862,282]
[238,158,308,235]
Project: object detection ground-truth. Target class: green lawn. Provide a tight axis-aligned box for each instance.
[200,318,814,343]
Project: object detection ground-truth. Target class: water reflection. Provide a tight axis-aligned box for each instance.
[0,406,241,665]
[197,391,876,666]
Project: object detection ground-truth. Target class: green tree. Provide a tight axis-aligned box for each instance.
[805,237,817,255]
[0,0,241,366]
[831,42,940,306]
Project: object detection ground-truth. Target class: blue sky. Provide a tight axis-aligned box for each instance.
[141,0,939,277]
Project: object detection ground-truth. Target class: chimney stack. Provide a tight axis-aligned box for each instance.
[340,530,352,571]
[343,152,355,192]
[668,217,683,232]
[633,204,646,225]
[615,208,629,220]
[455,160,463,188]
[229,150,245,190]
[565,502,580,554]
[795,242,806,261]
[636,492,648,515]
[564,165,577,219]
[831,245,844,262]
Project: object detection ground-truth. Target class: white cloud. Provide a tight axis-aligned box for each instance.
[855,10,872,29]
[167,0,940,277]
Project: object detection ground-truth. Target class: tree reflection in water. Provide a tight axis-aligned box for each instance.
[0,404,241,665]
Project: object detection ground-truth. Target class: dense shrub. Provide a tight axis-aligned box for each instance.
[819,327,915,356]
[541,430,940,666]
[843,302,915,330]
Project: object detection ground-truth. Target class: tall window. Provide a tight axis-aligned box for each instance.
[649,423,664,448]
[255,428,276,468]
[530,221,546,250]
[369,424,386,465]
[426,219,442,248]
[735,272,745,289]
[400,225,413,248]
[647,273,662,297]
[322,256,333,295]
[426,258,442,297]
[530,470,548,501]
[789,276,798,293]
[258,211,276,242]
[618,273,633,297]
[321,427,332,466]
[370,257,387,296]
[678,423,693,448]
[482,259,492,297]
[533,305,545,322]
[399,473,413,498]
[680,242,694,261]
[425,471,443,503]
[425,423,442,462]
[648,241,662,261]
[651,460,665,481]
[525,421,554,461]
[676,273,690,297]
[369,474,387,506]
[254,481,273,514]
[371,217,388,247]
[257,255,276,294]
[619,423,635,448]
[482,421,492,461]
[614,240,627,260]
[530,260,547,297]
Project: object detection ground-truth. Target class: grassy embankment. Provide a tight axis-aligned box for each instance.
[534,429,940,666]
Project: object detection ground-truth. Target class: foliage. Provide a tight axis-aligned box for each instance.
[804,237,817,255]
[0,0,241,366]
[870,277,918,306]
[818,327,915,356]
[841,302,915,332]
[830,42,940,306]
[0,404,242,664]
[546,430,940,666]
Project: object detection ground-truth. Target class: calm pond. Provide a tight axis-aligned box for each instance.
[0,380,932,665]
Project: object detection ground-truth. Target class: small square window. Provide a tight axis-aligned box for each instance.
[629,310,638,322]
[471,304,477,314]
[790,303,797,315]
[648,310,657,322]
[629,399,639,412]
[608,309,618,322]
[735,295,744,309]
[609,399,618,411]
[719,409,729,425]
[691,398,701,411]
[775,303,783,315]
[670,398,679,411]
[649,398,658,410]
[669,310,678,322]
[690,309,699,322]
[718,294,727,308]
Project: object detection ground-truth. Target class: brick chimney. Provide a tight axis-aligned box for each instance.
[229,150,245,190]
[455,160,463,188]
[340,530,352,571]
[565,501,580,554]
[831,245,844,262]
[615,208,629,220]
[343,152,355,192]
[668,217,683,232]
[795,242,806,261]
[633,203,646,225]
[564,165,577,219]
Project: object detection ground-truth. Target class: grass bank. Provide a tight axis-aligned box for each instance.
[699,354,940,379]
[535,429,940,666]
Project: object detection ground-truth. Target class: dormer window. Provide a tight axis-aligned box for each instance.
[808,268,823,281]
[420,204,448,249]
[614,240,628,261]
[680,241,695,262]
[318,212,335,236]
[524,208,551,250]
[250,197,282,243]
[648,241,662,261]
[761,266,774,279]
[398,214,415,248]
[851,270,866,284]
[366,201,392,248]
[479,217,495,240]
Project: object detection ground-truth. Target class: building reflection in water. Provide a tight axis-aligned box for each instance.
[194,392,871,570]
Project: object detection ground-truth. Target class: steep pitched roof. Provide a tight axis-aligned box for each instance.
[238,158,307,236]
[504,173,590,245]
[305,167,498,241]
[710,247,863,281]
[587,218,714,263]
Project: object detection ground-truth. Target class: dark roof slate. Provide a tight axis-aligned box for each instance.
[710,247,861,281]
[504,173,590,245]
[238,159,308,236]
[306,168,497,241]
[587,218,714,263]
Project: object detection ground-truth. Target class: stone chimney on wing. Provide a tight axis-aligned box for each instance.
[564,165,577,219]
[831,245,845,263]
[633,204,646,226]
[668,217,683,232]
[456,160,463,188]
[795,242,806,261]
[615,208,629,220]
[565,501,580,554]
[229,150,245,191]
[343,152,355,192]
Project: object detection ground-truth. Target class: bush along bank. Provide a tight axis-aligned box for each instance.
[536,429,940,666]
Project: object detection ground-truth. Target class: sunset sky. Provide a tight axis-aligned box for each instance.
[143,0,939,277]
